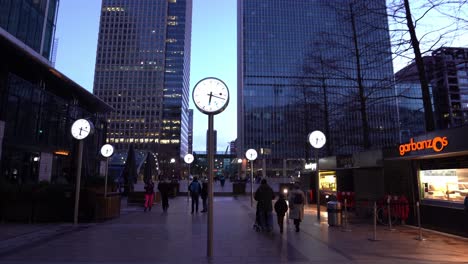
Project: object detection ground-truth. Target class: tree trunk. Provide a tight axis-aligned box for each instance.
[350,3,371,149]
[403,0,435,131]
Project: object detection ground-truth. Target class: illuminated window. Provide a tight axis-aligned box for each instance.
[420,169,468,203]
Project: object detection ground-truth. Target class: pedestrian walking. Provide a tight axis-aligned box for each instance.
[274,193,288,233]
[220,175,226,188]
[144,179,155,212]
[188,176,202,214]
[158,179,170,212]
[288,184,306,232]
[254,179,275,232]
[201,180,208,213]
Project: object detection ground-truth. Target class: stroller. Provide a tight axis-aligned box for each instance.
[253,205,273,232]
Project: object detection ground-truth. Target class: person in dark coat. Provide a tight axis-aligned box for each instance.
[201,180,208,213]
[188,177,202,214]
[144,179,155,212]
[274,193,288,233]
[254,179,275,231]
[158,179,170,212]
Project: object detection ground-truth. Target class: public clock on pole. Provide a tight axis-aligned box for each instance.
[100,144,114,158]
[192,77,229,115]
[245,149,258,161]
[71,119,94,140]
[308,130,326,149]
[184,153,194,164]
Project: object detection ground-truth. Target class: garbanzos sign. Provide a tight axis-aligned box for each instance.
[399,137,449,156]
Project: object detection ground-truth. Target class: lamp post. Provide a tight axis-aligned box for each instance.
[308,130,326,221]
[170,158,175,179]
[237,158,242,180]
[246,149,258,207]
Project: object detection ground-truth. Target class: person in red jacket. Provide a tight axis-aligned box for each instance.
[144,179,155,212]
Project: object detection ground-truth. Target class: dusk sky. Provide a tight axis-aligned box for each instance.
[54,1,466,153]
[54,0,237,152]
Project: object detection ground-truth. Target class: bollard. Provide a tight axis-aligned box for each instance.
[368,201,379,241]
[415,201,426,241]
[341,198,352,232]
[386,197,395,231]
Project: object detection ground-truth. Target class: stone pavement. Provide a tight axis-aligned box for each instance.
[0,196,467,264]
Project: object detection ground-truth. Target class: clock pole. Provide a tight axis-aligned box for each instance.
[308,130,326,222]
[74,140,83,225]
[207,114,214,258]
[315,148,320,220]
[192,77,229,258]
[250,160,254,207]
[104,157,109,197]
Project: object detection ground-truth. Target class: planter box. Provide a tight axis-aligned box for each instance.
[94,193,121,221]
[233,182,246,194]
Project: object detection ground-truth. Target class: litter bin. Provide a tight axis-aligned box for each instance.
[327,201,342,226]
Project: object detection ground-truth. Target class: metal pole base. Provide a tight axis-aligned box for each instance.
[386,228,396,232]
[368,238,380,242]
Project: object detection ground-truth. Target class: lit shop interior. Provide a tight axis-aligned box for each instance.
[319,171,337,195]
[419,168,468,203]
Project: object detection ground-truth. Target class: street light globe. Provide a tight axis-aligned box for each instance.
[170,158,175,163]
[237,158,242,163]
[283,188,288,194]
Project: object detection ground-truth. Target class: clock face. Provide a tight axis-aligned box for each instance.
[184,153,194,164]
[71,119,93,140]
[100,144,114,158]
[308,130,326,149]
[245,149,258,161]
[192,77,229,115]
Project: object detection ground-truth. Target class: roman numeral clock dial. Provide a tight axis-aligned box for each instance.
[193,77,229,115]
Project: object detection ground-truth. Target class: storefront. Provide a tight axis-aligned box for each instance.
[384,126,468,237]
[0,28,112,186]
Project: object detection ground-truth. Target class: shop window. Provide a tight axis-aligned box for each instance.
[319,171,336,192]
[419,169,468,203]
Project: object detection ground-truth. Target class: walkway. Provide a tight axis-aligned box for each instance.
[0,196,466,264]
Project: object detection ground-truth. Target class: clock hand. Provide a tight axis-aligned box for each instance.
[207,92,213,104]
[210,94,226,100]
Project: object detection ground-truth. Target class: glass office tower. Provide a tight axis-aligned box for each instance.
[0,0,59,60]
[238,0,399,176]
[93,0,192,174]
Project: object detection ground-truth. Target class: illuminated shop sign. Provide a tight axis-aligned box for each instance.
[399,137,448,156]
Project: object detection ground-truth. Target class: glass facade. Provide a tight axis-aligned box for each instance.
[395,81,427,143]
[238,0,399,176]
[431,48,468,129]
[1,72,108,184]
[93,0,192,169]
[0,0,59,60]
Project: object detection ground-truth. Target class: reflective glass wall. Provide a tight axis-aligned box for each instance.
[0,0,59,59]
[238,0,399,175]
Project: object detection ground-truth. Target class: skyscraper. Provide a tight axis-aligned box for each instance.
[93,0,192,171]
[238,0,399,176]
[0,0,60,60]
[394,47,468,136]
[431,47,468,129]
